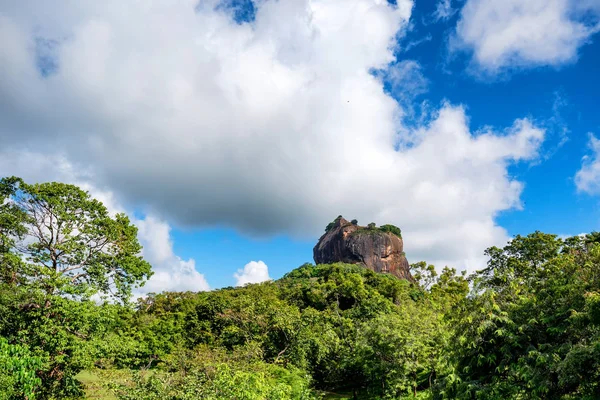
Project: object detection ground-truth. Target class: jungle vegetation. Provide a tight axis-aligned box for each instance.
[1,177,600,399]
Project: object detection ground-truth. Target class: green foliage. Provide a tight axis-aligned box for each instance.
[0,177,28,287]
[4,181,600,399]
[324,215,344,233]
[0,177,154,398]
[321,218,402,239]
[378,224,402,238]
[0,284,138,398]
[110,351,316,400]
[81,260,470,399]
[350,224,403,239]
[0,337,44,399]
[441,233,600,399]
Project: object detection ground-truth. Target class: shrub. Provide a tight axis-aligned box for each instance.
[0,337,44,399]
[379,224,402,238]
[324,215,344,232]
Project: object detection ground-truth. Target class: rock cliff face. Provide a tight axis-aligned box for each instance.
[313,217,413,281]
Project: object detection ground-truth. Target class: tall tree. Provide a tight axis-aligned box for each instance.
[0,177,152,301]
[443,233,600,399]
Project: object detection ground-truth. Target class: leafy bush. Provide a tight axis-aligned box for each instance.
[324,215,344,233]
[378,224,402,238]
[0,337,44,399]
[6,179,600,399]
[111,356,316,400]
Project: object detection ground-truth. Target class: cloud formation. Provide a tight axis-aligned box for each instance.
[434,0,456,22]
[135,217,210,293]
[453,0,600,74]
[234,261,271,286]
[575,134,600,195]
[0,0,545,275]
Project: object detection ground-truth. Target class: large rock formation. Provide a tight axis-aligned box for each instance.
[313,216,413,281]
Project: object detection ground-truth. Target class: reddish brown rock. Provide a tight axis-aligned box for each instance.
[313,217,413,281]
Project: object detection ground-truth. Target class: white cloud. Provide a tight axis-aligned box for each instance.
[402,34,433,52]
[395,107,544,269]
[558,233,587,242]
[135,216,210,294]
[575,134,600,195]
[376,59,428,121]
[0,0,546,275]
[234,261,271,286]
[384,60,428,99]
[434,0,456,22]
[453,0,600,74]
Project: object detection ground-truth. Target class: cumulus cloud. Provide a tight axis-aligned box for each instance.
[135,217,210,293]
[575,134,600,195]
[393,107,544,269]
[453,0,600,74]
[0,0,546,275]
[234,261,271,286]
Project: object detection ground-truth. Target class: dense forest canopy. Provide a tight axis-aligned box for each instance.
[1,177,600,399]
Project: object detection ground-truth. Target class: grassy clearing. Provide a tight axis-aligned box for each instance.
[77,370,354,400]
[76,370,408,400]
[319,392,353,400]
[76,369,143,400]
[76,369,164,399]
[76,370,116,400]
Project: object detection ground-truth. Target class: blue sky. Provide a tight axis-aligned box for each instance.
[401,1,600,235]
[1,0,600,291]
